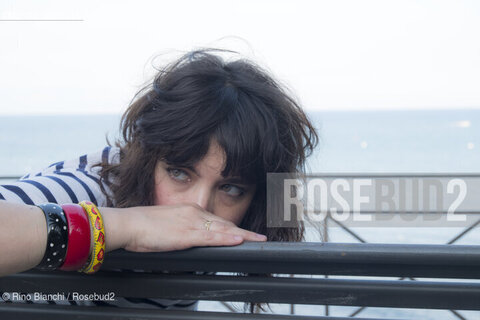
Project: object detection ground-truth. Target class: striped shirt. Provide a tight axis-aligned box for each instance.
[0,146,199,310]
[0,146,117,206]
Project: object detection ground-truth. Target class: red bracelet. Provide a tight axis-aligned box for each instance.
[60,204,91,271]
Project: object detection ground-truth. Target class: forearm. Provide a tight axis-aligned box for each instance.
[0,201,47,277]
[0,202,131,277]
[100,207,130,253]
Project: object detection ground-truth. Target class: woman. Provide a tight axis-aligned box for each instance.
[0,48,318,312]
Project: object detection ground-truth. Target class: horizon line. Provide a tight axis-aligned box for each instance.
[1,106,480,117]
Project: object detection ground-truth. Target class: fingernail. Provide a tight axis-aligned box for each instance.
[234,236,243,241]
[256,234,267,240]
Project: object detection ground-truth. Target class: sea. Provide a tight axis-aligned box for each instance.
[0,109,479,319]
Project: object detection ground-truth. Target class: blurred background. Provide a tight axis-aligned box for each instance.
[0,1,479,319]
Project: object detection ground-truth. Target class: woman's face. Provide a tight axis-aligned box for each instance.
[153,141,256,225]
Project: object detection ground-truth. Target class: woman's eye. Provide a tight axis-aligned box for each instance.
[221,184,245,197]
[167,168,190,183]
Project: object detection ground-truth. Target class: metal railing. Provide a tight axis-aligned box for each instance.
[0,176,21,180]
[0,304,382,320]
[1,242,479,319]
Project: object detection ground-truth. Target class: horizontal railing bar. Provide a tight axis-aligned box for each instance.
[0,304,390,320]
[101,242,480,278]
[0,176,21,180]
[2,271,479,310]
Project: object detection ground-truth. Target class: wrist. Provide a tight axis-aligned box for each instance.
[32,205,48,267]
[100,207,130,252]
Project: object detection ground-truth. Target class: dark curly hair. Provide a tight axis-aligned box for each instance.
[95,48,318,313]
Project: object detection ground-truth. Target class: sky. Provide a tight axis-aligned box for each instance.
[0,0,479,115]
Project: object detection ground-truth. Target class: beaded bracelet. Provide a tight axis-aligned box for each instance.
[78,201,106,274]
[60,204,91,271]
[36,203,69,270]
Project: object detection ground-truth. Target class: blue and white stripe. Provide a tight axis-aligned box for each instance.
[0,146,115,207]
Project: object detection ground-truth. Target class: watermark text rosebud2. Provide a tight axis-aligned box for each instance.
[266,174,480,228]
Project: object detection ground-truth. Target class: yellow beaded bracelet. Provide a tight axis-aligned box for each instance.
[78,201,106,274]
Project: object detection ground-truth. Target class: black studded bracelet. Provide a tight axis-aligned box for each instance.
[36,203,69,270]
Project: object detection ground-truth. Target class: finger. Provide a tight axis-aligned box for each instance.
[198,211,234,225]
[189,230,245,247]
[185,205,237,229]
[197,219,267,242]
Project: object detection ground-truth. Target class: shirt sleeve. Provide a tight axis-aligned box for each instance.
[0,146,118,207]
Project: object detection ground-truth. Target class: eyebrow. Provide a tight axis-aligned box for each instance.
[179,165,251,185]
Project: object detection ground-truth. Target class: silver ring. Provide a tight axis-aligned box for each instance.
[204,220,213,231]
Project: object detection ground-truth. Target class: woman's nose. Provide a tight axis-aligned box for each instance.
[190,185,214,212]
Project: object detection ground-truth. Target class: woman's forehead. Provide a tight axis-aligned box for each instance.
[183,145,252,182]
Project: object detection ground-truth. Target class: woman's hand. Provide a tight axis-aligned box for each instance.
[101,204,267,253]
